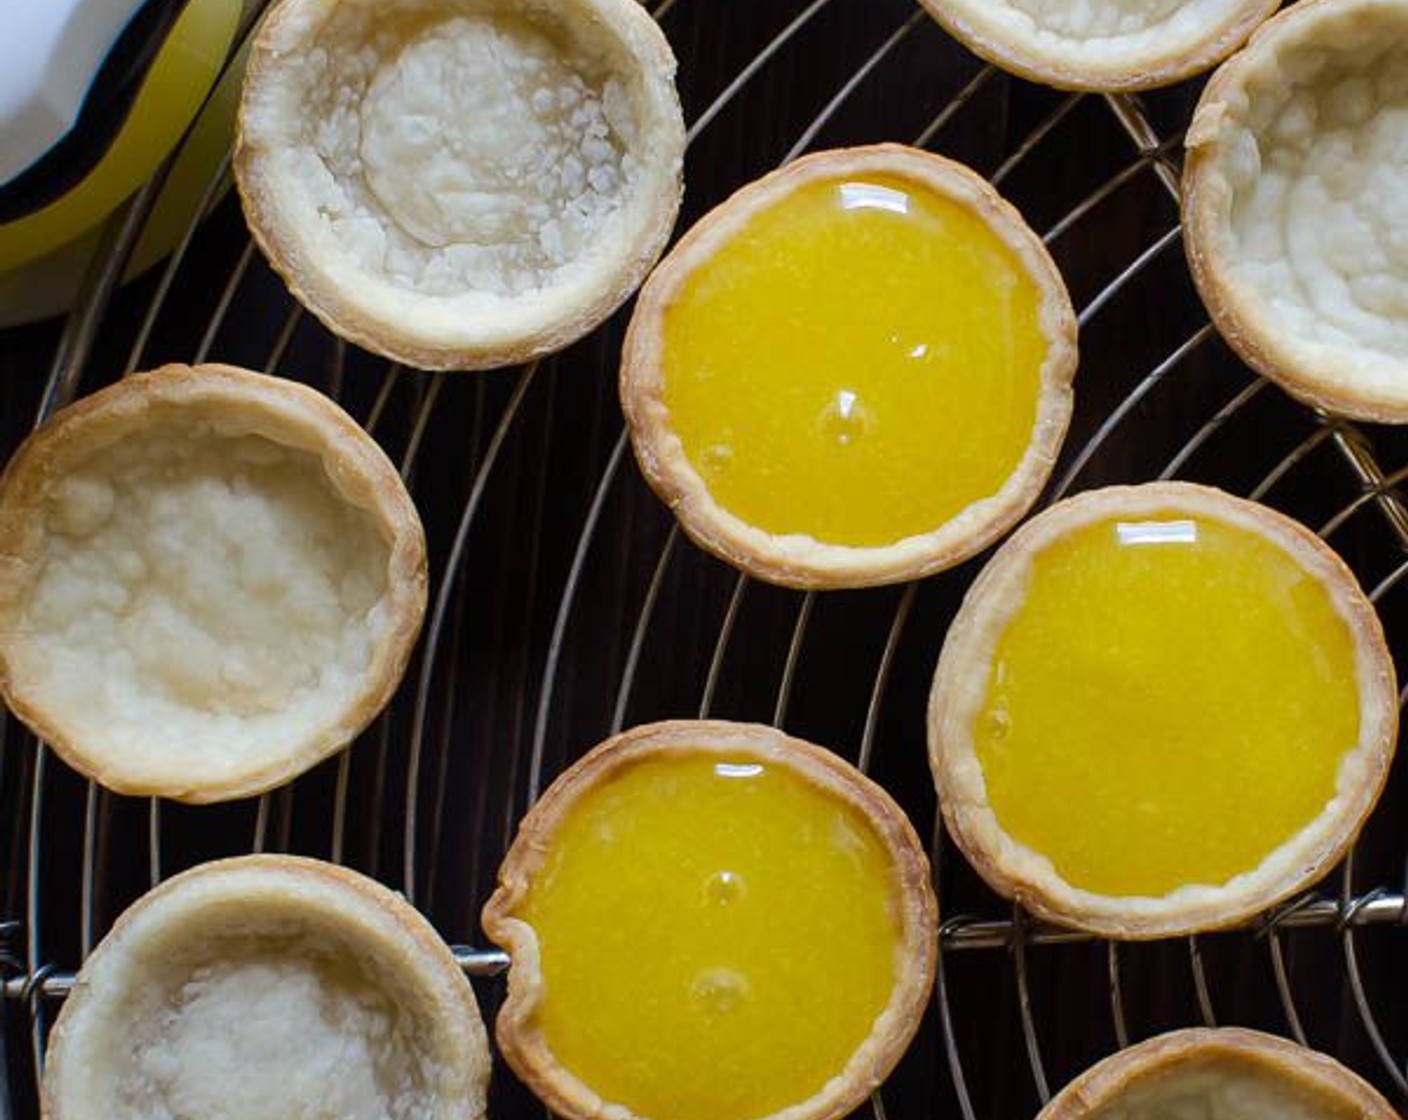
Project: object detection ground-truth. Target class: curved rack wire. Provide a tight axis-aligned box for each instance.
[2,1,1405,1118]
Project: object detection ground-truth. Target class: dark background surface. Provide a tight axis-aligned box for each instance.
[2,1,1406,1118]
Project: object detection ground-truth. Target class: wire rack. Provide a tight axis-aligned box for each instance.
[2,1,1406,1117]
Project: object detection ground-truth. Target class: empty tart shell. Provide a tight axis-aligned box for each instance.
[0,363,426,803]
[236,0,685,371]
[1038,1028,1398,1120]
[919,0,1278,91]
[42,855,490,1120]
[929,482,1397,938]
[1185,0,1408,422]
[621,144,1077,590]
[483,719,938,1120]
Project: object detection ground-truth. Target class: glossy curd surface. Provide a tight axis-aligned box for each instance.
[517,752,903,1120]
[660,173,1048,548]
[975,512,1360,897]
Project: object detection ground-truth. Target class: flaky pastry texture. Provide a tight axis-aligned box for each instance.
[42,856,490,1120]
[1037,1028,1398,1120]
[920,0,1278,91]
[237,0,684,370]
[0,363,426,803]
[1185,0,1408,422]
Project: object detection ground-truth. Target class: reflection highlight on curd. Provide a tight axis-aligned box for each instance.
[1116,519,1198,546]
[713,761,763,779]
[838,181,910,215]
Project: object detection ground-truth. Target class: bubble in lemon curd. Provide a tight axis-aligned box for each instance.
[689,967,752,1016]
[703,869,746,906]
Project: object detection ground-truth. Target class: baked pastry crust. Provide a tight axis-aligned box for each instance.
[1038,1028,1399,1120]
[0,363,427,803]
[621,144,1077,591]
[919,0,1277,92]
[1184,0,1408,423]
[929,482,1397,939]
[42,855,490,1120]
[483,719,939,1120]
[236,0,685,372]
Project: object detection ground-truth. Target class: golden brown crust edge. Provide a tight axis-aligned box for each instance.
[235,0,684,372]
[1038,1028,1399,1120]
[0,362,428,804]
[621,144,1078,591]
[42,854,490,1120]
[482,719,939,1120]
[1182,0,1408,424]
[918,0,1279,92]
[928,482,1398,940]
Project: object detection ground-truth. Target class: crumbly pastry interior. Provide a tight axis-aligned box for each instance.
[1210,13,1408,381]
[1085,1057,1361,1120]
[14,419,390,779]
[115,945,430,1120]
[258,0,641,299]
[511,750,904,1120]
[941,0,1263,67]
[660,172,1048,548]
[972,508,1361,898]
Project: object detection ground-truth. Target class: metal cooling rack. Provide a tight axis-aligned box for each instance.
[2,1,1405,1118]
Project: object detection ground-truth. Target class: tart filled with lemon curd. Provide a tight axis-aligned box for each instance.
[42,856,491,1120]
[919,0,1277,92]
[1038,1028,1399,1120]
[622,145,1077,589]
[483,720,937,1120]
[1184,0,1408,422]
[929,482,1396,938]
[0,364,426,803]
[236,0,685,370]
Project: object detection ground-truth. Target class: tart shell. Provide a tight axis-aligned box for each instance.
[42,855,490,1120]
[236,0,685,372]
[1184,0,1408,423]
[928,482,1397,939]
[621,144,1078,591]
[919,0,1278,92]
[482,719,939,1120]
[0,363,427,803]
[1038,1028,1399,1120]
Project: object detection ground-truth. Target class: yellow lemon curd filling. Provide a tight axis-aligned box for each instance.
[517,752,904,1120]
[975,512,1360,898]
[660,174,1048,548]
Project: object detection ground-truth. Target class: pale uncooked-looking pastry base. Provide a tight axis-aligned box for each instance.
[280,8,633,299]
[1037,1029,1398,1120]
[621,144,1078,591]
[918,0,1277,91]
[483,720,939,1120]
[0,364,427,803]
[21,424,386,760]
[1185,0,1408,422]
[41,857,490,1120]
[928,483,1398,939]
[237,0,685,370]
